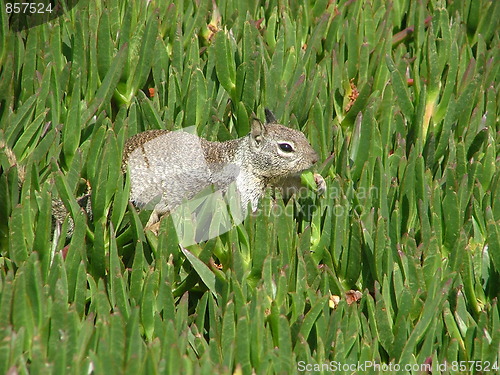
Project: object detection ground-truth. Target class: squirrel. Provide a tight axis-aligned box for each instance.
[122,109,322,229]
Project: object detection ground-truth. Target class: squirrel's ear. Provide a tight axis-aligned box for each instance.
[265,108,277,123]
[251,116,266,145]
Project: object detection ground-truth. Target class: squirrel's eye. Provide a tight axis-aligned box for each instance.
[278,143,294,152]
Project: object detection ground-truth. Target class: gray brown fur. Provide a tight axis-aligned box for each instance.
[122,112,319,226]
[122,129,169,172]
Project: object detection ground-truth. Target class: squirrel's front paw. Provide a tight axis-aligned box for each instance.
[145,221,161,235]
[314,173,326,195]
[144,210,161,235]
[300,171,326,195]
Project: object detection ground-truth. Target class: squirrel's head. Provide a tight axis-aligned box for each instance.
[247,110,318,178]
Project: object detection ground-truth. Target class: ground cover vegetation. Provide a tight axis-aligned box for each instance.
[0,0,499,373]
